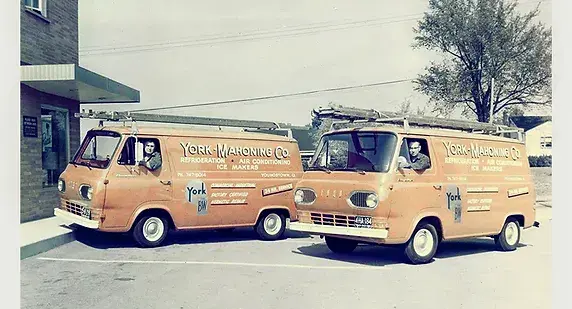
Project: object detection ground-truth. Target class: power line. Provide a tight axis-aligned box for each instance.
[80,16,422,56]
[80,13,424,52]
[79,0,549,57]
[126,78,415,113]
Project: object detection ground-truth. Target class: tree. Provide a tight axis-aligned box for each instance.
[412,0,552,122]
[395,97,429,116]
[309,115,333,148]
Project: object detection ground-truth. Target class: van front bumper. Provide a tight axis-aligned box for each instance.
[286,220,389,239]
[54,208,100,229]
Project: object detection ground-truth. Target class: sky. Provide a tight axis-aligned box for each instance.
[76,0,552,134]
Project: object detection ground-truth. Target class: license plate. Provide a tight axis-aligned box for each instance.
[81,207,91,219]
[354,215,372,228]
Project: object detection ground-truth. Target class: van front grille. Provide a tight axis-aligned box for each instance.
[310,212,356,227]
[60,199,100,220]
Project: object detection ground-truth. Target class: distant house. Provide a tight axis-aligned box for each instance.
[509,116,552,156]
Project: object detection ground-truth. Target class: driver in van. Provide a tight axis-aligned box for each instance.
[398,140,430,171]
[139,140,162,171]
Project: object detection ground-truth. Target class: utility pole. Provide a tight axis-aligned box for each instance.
[489,77,495,124]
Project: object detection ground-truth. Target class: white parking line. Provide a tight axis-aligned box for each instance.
[37,257,386,270]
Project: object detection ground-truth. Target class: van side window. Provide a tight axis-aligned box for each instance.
[397,138,431,171]
[117,137,163,171]
[139,138,162,171]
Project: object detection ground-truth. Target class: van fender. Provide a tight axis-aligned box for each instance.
[126,203,175,231]
[496,212,526,233]
[404,210,445,241]
[255,205,294,224]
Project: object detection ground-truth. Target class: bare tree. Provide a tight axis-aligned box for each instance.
[412,0,551,122]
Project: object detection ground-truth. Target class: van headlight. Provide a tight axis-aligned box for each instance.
[79,184,93,200]
[294,188,316,205]
[294,189,305,204]
[348,191,379,208]
[366,193,379,208]
[57,179,65,192]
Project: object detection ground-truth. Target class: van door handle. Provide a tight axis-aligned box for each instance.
[160,180,171,185]
[433,184,442,190]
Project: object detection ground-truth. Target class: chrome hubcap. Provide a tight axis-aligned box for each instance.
[505,222,519,246]
[143,217,164,242]
[264,214,282,235]
[413,229,434,257]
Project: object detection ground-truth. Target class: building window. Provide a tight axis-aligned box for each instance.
[540,136,552,149]
[24,0,47,17]
[41,106,69,187]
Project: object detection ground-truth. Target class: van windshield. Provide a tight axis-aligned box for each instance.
[309,131,397,173]
[71,131,122,169]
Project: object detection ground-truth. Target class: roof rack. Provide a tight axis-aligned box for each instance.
[76,110,282,133]
[312,104,524,141]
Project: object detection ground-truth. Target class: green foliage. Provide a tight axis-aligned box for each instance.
[413,0,552,122]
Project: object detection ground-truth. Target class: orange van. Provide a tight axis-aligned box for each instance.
[287,106,540,264]
[54,113,303,247]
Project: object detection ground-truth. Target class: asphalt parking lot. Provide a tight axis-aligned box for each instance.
[21,206,551,309]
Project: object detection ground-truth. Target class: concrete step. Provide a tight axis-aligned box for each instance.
[20,216,76,260]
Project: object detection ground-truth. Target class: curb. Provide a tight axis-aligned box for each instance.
[20,230,76,260]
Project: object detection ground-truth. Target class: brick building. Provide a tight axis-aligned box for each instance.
[20,0,140,222]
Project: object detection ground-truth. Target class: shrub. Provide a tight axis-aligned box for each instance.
[528,155,552,167]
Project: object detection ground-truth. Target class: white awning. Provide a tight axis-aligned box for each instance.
[21,64,140,104]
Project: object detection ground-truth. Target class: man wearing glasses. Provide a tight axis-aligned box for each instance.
[398,140,431,171]
[139,140,162,171]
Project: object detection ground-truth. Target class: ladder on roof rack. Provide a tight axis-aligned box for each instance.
[75,110,282,131]
[312,104,524,141]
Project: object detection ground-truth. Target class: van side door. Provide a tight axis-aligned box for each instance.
[389,136,446,239]
[103,136,173,229]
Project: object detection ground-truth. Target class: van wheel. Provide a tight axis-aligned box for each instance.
[494,219,520,251]
[404,223,438,264]
[256,211,286,240]
[133,215,169,247]
[325,236,358,253]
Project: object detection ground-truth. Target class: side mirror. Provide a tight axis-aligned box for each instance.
[135,140,144,164]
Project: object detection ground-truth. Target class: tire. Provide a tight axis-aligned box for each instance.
[255,211,286,240]
[404,223,439,264]
[132,215,169,247]
[325,236,358,254]
[494,219,520,251]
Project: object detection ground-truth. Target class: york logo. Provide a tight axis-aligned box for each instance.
[187,183,207,203]
[186,180,209,216]
[446,187,461,203]
[445,185,463,223]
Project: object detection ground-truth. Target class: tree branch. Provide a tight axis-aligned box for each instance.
[496,76,550,105]
[496,99,551,112]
